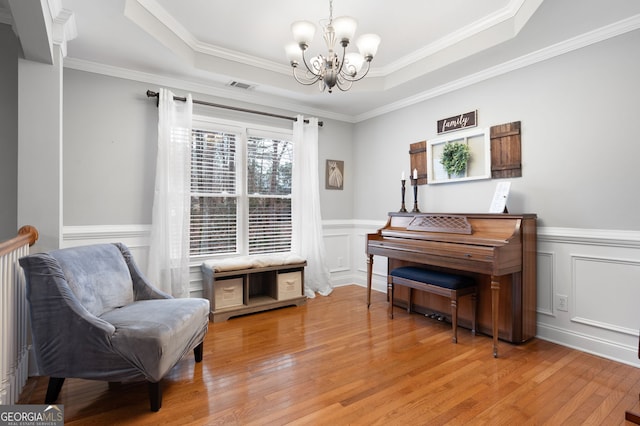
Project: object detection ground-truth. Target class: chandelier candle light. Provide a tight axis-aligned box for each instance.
[285,0,381,93]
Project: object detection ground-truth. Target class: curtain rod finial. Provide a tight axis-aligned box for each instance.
[146,90,159,107]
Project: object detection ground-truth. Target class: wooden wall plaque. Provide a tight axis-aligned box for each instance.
[490,121,522,178]
[409,141,428,185]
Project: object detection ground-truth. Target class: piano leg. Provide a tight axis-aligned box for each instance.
[367,254,374,308]
[388,278,394,319]
[491,276,500,358]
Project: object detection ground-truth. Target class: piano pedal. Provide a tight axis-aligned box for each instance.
[425,312,449,323]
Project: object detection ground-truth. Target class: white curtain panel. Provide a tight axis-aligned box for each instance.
[147,89,193,297]
[292,116,333,298]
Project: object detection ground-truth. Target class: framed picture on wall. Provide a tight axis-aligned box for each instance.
[325,160,344,190]
[427,127,491,184]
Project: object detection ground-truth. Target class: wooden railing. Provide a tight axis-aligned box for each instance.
[0,226,38,404]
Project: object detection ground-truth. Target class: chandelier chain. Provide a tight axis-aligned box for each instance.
[329,0,333,23]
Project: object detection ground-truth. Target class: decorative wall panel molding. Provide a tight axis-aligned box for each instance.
[572,255,640,336]
[324,233,351,273]
[537,251,555,316]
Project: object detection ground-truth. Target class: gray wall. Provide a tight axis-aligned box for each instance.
[353,29,640,230]
[0,24,19,240]
[48,28,640,231]
[62,69,355,226]
[63,70,157,225]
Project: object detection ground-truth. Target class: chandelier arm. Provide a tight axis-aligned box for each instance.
[335,75,353,92]
[301,49,322,77]
[339,60,372,83]
[335,43,348,77]
[292,67,322,86]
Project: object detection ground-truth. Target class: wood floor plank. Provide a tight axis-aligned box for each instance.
[17,285,640,425]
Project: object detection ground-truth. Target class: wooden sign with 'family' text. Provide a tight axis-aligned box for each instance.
[437,110,477,134]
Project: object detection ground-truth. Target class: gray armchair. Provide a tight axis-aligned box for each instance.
[19,243,209,412]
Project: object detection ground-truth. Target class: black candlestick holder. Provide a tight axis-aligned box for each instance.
[411,178,420,212]
[399,179,408,212]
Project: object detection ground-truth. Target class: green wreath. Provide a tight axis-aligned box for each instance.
[440,142,470,176]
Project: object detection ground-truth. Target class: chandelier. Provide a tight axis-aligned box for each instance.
[285,0,381,93]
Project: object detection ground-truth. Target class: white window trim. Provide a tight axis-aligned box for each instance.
[190,115,294,261]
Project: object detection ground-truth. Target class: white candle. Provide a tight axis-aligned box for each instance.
[401,171,405,180]
[413,168,418,179]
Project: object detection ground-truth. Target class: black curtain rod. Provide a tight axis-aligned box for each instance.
[146,90,323,127]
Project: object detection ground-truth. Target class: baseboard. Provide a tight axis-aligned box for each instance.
[536,322,640,368]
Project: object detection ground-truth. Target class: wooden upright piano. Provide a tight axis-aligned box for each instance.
[366,212,537,357]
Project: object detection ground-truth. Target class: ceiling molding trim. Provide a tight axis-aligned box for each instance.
[193,40,291,75]
[50,7,76,57]
[128,0,544,84]
[124,0,197,63]
[63,57,354,123]
[62,12,640,125]
[129,0,289,76]
[8,0,54,63]
[380,0,535,75]
[131,0,199,48]
[355,14,640,123]
[513,0,544,33]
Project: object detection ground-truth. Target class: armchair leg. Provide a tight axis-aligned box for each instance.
[194,342,204,362]
[148,381,162,412]
[45,377,65,404]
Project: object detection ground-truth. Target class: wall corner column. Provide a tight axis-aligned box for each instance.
[17,45,64,252]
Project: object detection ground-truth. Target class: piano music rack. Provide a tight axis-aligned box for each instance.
[406,214,472,234]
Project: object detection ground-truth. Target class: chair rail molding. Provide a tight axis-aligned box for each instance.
[61,222,640,366]
[538,226,640,248]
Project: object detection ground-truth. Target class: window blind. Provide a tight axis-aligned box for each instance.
[246,136,293,254]
[189,125,294,257]
[190,129,238,256]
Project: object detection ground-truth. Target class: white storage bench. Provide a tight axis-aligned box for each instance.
[201,254,307,322]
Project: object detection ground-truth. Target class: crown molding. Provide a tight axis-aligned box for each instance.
[64,13,640,125]
[50,7,76,57]
[192,39,291,76]
[380,0,541,75]
[63,57,353,123]
[126,0,543,88]
[356,14,640,122]
[128,0,289,76]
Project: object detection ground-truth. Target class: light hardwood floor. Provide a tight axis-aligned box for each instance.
[19,285,640,425]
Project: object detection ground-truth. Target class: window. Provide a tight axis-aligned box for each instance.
[190,128,238,255]
[247,135,293,254]
[189,118,293,257]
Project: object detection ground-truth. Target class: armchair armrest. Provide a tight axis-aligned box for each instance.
[114,243,172,300]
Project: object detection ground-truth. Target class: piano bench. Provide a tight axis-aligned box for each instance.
[388,266,477,343]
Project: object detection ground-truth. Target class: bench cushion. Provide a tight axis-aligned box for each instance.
[390,266,474,290]
[203,253,306,273]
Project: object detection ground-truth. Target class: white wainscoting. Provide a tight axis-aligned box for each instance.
[62,223,640,367]
[62,225,152,273]
[536,227,640,367]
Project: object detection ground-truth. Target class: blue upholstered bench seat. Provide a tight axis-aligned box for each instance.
[388,266,478,344]
[390,266,474,289]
